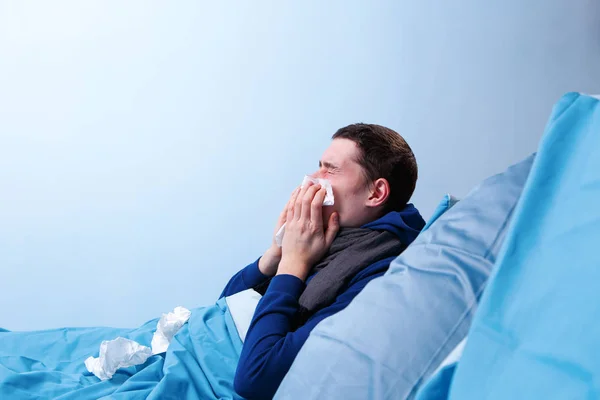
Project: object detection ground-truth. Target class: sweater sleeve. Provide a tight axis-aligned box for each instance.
[220,258,270,299]
[233,269,385,399]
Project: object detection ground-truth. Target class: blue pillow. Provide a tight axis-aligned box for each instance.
[422,194,459,232]
[274,155,534,400]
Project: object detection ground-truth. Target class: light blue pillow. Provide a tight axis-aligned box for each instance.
[274,155,534,400]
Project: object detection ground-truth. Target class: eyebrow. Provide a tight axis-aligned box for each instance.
[319,160,339,170]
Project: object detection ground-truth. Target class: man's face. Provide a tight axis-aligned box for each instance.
[310,138,373,228]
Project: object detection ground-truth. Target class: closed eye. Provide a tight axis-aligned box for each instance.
[319,161,339,171]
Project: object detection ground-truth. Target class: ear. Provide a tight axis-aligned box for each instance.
[366,178,390,208]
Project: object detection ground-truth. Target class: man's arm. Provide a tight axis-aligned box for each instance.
[234,183,342,398]
[233,266,386,399]
[219,258,267,298]
[220,187,301,299]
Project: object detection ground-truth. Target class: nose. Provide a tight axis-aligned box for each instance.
[310,169,325,179]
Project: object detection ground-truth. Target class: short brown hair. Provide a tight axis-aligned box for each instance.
[332,123,417,212]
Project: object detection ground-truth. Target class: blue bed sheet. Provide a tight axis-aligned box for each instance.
[0,298,243,399]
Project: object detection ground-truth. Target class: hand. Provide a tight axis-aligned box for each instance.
[258,187,301,277]
[278,181,339,281]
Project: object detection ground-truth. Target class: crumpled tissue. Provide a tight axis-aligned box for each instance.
[275,175,335,247]
[151,306,192,354]
[84,337,153,381]
[85,306,191,381]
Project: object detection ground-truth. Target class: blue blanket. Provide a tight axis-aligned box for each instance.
[0,298,244,399]
[447,93,600,398]
[416,92,600,399]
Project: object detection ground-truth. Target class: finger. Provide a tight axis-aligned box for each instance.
[310,187,327,226]
[280,187,299,225]
[287,187,302,223]
[301,184,322,221]
[294,181,313,220]
[278,205,287,226]
[289,186,301,201]
[325,212,340,247]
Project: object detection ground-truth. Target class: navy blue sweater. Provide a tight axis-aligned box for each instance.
[220,205,425,399]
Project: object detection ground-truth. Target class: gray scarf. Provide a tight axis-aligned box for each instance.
[254,227,406,325]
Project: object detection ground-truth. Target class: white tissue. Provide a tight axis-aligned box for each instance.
[151,306,192,354]
[85,306,191,381]
[84,337,153,381]
[275,176,335,247]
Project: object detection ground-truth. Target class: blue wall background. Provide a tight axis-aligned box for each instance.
[1,0,599,330]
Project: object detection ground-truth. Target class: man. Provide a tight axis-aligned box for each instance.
[220,123,426,399]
